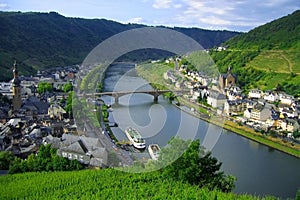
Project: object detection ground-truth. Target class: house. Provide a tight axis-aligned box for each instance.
[279,119,299,132]
[48,104,66,119]
[22,96,50,118]
[224,100,247,116]
[248,89,262,99]
[207,90,227,108]
[225,86,242,101]
[279,93,294,105]
[263,91,278,102]
[244,102,272,122]
[266,109,280,128]
[280,107,298,118]
[55,134,108,167]
[51,122,64,137]
[192,89,201,100]
[217,46,227,51]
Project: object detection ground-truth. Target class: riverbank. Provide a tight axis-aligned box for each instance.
[136,63,300,158]
[174,97,300,158]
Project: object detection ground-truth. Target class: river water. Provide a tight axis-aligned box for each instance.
[101,63,300,199]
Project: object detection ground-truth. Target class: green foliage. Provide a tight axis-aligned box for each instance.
[209,11,300,96]
[296,189,300,200]
[293,131,300,139]
[0,169,278,199]
[63,82,73,93]
[80,64,106,93]
[7,144,84,174]
[0,151,15,170]
[65,91,74,115]
[164,92,177,102]
[224,10,300,50]
[158,138,236,193]
[101,104,109,121]
[36,82,53,94]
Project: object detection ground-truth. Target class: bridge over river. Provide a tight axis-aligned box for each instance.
[83,90,190,103]
[86,90,176,103]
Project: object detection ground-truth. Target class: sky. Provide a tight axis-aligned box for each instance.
[0,0,299,32]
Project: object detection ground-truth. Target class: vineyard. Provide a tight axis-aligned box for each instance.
[0,169,278,199]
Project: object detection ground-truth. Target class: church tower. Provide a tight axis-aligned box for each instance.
[12,61,22,110]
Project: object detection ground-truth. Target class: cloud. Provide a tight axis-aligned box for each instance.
[171,0,300,31]
[152,0,182,9]
[0,2,9,9]
[153,0,172,9]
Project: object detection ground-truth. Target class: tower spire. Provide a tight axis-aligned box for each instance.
[12,61,22,110]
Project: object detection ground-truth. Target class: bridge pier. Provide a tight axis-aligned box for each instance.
[115,96,119,103]
[153,95,158,103]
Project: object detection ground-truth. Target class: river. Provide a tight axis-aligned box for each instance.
[101,63,300,199]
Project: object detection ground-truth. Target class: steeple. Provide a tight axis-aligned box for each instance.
[12,60,21,86]
[227,65,232,74]
[12,61,22,110]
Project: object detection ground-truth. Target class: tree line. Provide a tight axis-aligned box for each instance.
[0,144,83,174]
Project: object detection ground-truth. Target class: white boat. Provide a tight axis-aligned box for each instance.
[148,144,161,160]
[125,127,146,149]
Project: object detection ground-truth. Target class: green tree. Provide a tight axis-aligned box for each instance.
[0,151,15,170]
[37,82,53,94]
[8,157,23,174]
[159,137,235,192]
[296,189,300,200]
[63,82,73,93]
[293,130,300,139]
[65,91,74,116]
[165,92,177,102]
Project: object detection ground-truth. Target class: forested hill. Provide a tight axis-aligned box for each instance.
[0,11,239,81]
[210,10,300,96]
[223,10,300,50]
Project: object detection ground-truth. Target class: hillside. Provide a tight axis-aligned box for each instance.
[209,10,300,96]
[223,10,300,50]
[0,169,279,199]
[0,11,239,81]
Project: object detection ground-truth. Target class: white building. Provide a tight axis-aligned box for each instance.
[224,100,247,116]
[263,91,278,102]
[279,93,294,105]
[248,89,262,99]
[207,90,227,108]
[244,103,272,122]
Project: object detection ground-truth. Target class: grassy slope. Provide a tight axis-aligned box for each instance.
[0,169,278,199]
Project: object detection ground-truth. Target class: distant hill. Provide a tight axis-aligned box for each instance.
[210,10,300,96]
[0,11,239,81]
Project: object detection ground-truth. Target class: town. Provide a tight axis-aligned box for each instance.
[0,53,300,171]
[0,61,109,168]
[163,55,300,145]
